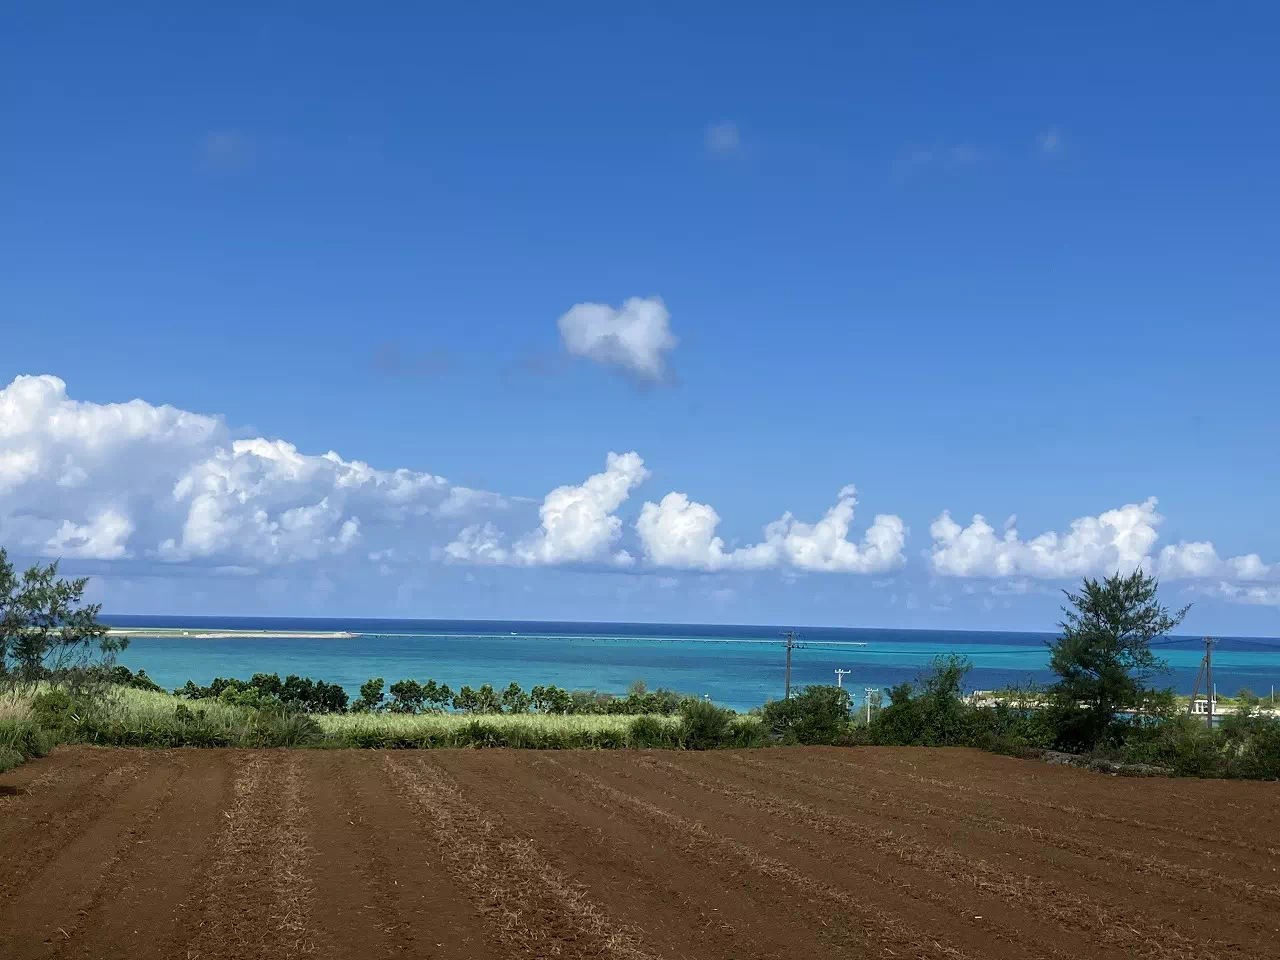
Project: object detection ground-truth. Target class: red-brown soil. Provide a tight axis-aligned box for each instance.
[2,746,1277,959]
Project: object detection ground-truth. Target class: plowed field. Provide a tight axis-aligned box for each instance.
[2,747,1277,959]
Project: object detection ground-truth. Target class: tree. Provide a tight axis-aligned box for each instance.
[388,679,427,713]
[1048,570,1187,747]
[501,681,531,713]
[1,549,122,695]
[422,679,453,712]
[474,683,502,714]
[1236,686,1261,707]
[531,684,573,714]
[353,677,385,713]
[250,672,283,697]
[453,684,498,713]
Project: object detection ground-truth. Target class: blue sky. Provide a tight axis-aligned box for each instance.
[2,3,1277,632]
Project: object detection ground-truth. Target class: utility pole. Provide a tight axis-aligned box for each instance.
[834,668,852,688]
[1206,636,1216,731]
[864,686,875,724]
[1187,636,1217,730]
[780,630,803,699]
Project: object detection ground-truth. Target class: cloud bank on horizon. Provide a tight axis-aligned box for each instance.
[0,374,1276,606]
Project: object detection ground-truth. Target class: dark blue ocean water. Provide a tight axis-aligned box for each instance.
[100,616,1280,712]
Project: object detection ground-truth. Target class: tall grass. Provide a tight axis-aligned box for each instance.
[1,693,52,772]
[2,686,766,753]
[318,710,765,749]
[319,711,681,749]
[30,686,323,748]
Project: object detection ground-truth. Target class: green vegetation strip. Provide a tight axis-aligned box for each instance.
[5,546,1280,778]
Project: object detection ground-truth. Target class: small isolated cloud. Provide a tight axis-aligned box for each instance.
[704,122,741,155]
[557,296,678,382]
[198,130,254,172]
[1037,126,1064,154]
[635,485,906,575]
[446,452,649,567]
[371,342,453,377]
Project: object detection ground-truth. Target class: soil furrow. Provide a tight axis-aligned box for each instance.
[0,752,149,906]
[308,750,498,958]
[183,753,316,960]
[564,751,1087,960]
[709,751,1280,933]
[639,752,1239,960]
[822,750,1280,854]
[436,750,839,960]
[2,746,1276,960]
[48,750,234,960]
[584,751,1111,960]
[0,753,179,958]
[762,751,1280,878]
[0,748,112,819]
[387,753,662,960]
[542,756,980,960]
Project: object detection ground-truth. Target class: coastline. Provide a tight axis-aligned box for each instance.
[107,628,360,640]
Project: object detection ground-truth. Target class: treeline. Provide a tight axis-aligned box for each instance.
[172,673,349,713]
[803,653,1280,779]
[170,673,693,716]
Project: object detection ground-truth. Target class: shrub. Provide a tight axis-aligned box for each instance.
[253,708,323,748]
[31,688,80,732]
[868,656,982,747]
[628,714,679,748]
[679,699,735,750]
[128,669,163,693]
[0,702,53,772]
[761,685,852,744]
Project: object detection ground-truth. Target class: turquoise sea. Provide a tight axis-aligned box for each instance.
[100,617,1280,712]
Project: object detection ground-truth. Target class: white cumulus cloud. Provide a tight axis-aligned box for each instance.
[636,485,906,574]
[446,452,649,567]
[557,297,678,382]
[930,497,1272,588]
[1213,582,1280,607]
[0,374,506,566]
[46,508,135,560]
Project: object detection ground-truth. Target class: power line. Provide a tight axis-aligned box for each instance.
[1226,637,1280,652]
